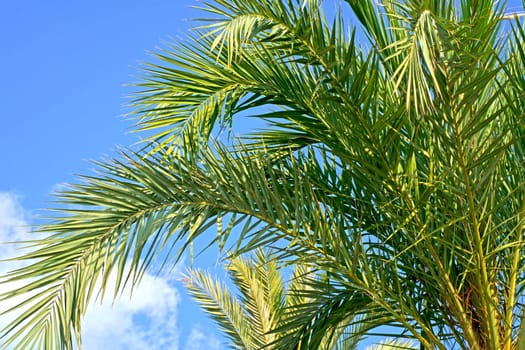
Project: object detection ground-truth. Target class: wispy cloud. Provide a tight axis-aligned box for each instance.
[0,192,182,350]
[0,192,32,261]
[81,272,181,350]
[184,325,222,350]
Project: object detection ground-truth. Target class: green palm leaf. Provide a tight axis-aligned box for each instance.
[183,269,253,349]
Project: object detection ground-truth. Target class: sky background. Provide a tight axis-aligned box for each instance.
[1,1,524,349]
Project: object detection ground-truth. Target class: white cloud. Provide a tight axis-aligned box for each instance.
[81,273,181,350]
[0,192,182,350]
[49,182,70,196]
[184,326,222,350]
[0,192,32,265]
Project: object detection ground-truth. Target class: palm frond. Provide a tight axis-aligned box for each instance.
[183,269,253,349]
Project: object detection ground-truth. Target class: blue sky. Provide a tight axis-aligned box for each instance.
[1,1,524,349]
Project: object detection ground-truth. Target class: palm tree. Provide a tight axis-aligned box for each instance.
[185,249,415,350]
[184,250,367,350]
[2,0,525,349]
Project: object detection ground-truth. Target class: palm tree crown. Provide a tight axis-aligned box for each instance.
[2,1,525,349]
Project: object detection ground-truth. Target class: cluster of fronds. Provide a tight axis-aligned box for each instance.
[2,1,525,349]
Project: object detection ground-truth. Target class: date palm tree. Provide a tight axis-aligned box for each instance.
[2,0,525,349]
[184,250,369,350]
